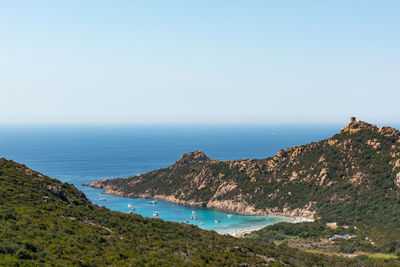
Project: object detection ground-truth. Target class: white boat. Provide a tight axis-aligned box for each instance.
[153,211,159,217]
[199,222,204,225]
[215,220,221,223]
[190,211,197,220]
[227,214,233,218]
[99,198,107,201]
[149,200,158,204]
[128,204,133,208]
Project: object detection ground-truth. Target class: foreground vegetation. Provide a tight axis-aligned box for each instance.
[0,158,368,266]
[246,221,400,263]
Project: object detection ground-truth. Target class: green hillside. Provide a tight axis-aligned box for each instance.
[0,158,365,266]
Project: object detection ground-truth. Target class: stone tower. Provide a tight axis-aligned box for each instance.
[350,117,356,123]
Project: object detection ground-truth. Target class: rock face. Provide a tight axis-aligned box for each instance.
[173,150,216,167]
[395,173,400,188]
[340,119,377,134]
[88,118,400,221]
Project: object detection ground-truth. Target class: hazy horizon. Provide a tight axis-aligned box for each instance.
[1,1,399,124]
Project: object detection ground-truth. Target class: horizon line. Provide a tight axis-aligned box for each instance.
[1,121,399,127]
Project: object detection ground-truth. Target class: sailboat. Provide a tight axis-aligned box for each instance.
[190,210,197,220]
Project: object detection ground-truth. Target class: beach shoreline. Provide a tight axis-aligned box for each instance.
[217,217,314,237]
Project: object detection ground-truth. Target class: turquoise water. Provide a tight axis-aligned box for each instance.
[83,186,291,233]
[0,124,346,233]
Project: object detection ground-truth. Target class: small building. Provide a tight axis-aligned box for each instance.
[328,234,356,241]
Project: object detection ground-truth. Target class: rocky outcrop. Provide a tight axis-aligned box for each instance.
[89,179,108,188]
[341,120,377,134]
[171,150,218,168]
[366,139,381,149]
[350,172,367,185]
[341,118,400,141]
[395,173,400,188]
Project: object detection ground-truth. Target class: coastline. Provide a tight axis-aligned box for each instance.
[218,216,314,237]
[85,183,316,226]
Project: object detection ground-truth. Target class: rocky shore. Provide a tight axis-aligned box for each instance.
[87,179,316,220]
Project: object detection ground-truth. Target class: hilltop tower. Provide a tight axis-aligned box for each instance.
[350,117,356,123]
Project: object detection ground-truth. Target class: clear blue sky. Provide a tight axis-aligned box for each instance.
[1,1,399,124]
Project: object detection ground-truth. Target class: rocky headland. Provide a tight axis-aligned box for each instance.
[87,118,400,223]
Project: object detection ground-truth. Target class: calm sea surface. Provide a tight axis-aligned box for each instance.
[0,123,357,232]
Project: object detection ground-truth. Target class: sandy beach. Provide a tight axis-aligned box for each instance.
[218,216,314,237]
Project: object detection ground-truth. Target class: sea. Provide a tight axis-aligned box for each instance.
[0,123,350,234]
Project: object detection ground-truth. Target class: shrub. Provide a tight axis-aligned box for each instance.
[16,248,32,259]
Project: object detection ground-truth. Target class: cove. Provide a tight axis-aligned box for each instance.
[80,186,293,235]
